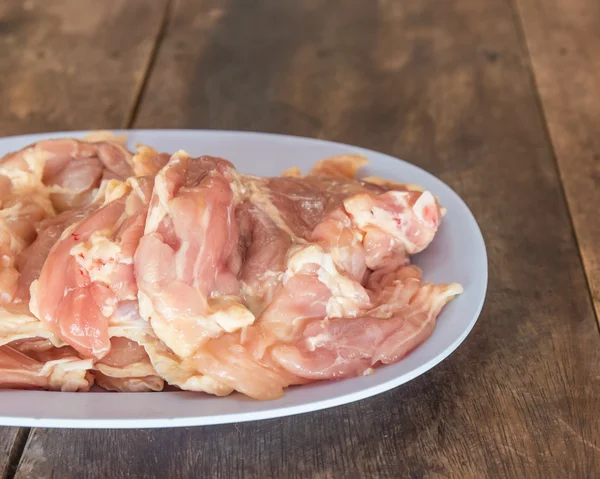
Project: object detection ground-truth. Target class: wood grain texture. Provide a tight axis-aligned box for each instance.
[13,0,600,477]
[0,0,168,475]
[514,0,600,326]
[0,0,168,136]
[0,428,20,478]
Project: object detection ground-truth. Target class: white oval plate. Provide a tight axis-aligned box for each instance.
[0,130,487,428]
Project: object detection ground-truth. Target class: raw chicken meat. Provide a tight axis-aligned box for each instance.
[135,152,253,358]
[31,177,154,359]
[0,196,50,303]
[0,136,133,212]
[107,301,231,395]
[131,144,171,177]
[94,336,163,392]
[0,304,64,347]
[14,203,97,302]
[0,342,93,391]
[0,135,462,398]
[271,266,462,379]
[0,135,135,305]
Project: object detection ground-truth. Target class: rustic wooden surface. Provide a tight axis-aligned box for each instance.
[515,0,600,326]
[0,428,20,479]
[0,0,168,476]
[0,0,168,135]
[2,0,600,477]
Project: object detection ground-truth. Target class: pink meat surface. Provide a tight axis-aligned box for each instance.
[0,137,133,212]
[0,137,135,306]
[94,336,164,392]
[0,142,462,397]
[32,177,154,359]
[135,152,252,358]
[0,343,92,391]
[271,266,462,380]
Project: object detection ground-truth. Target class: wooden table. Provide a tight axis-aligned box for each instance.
[1,0,599,477]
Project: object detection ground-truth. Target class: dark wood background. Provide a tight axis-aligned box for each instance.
[1,0,599,477]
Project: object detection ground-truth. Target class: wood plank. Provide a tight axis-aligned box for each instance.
[1,428,20,478]
[514,0,600,325]
[0,0,168,475]
[0,0,168,135]
[15,0,600,477]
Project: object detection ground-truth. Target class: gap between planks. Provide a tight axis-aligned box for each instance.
[2,428,31,479]
[122,0,175,129]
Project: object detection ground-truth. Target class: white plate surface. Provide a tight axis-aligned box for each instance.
[0,130,487,428]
